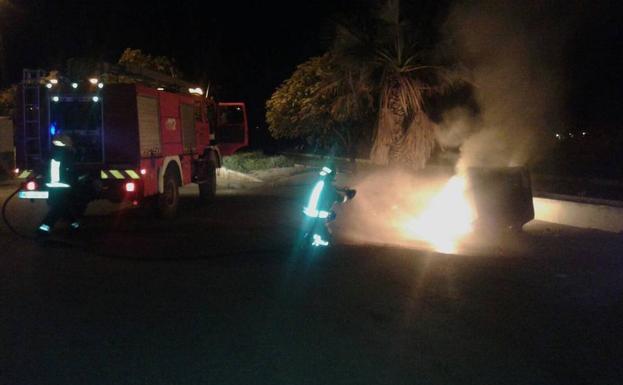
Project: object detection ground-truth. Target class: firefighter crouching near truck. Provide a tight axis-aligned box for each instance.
[36,134,88,236]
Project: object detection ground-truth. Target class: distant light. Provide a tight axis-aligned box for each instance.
[13,168,19,174]
[52,96,60,102]
[555,133,561,140]
[26,181,37,191]
[582,131,587,136]
[140,168,147,175]
[125,182,136,192]
[132,200,139,206]
[92,96,99,102]
[89,78,99,85]
[46,83,53,89]
[52,140,66,147]
[38,224,50,232]
[188,87,203,95]
[97,82,104,89]
[157,87,164,91]
[569,132,574,138]
[71,82,78,89]
[49,79,59,84]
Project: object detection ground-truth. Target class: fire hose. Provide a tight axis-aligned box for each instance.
[1,186,37,240]
[1,185,85,243]
[2,181,298,259]
[2,186,286,260]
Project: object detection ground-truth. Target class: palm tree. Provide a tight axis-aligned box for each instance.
[332,0,449,169]
[311,53,376,161]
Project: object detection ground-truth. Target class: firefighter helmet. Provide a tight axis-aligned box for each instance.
[52,133,73,148]
[319,162,336,180]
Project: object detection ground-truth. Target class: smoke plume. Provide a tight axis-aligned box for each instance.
[333,1,582,251]
[441,0,577,171]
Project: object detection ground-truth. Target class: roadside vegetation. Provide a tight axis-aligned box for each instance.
[222,151,295,173]
[266,0,459,170]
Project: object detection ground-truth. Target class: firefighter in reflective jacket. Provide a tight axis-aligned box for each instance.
[37,134,82,235]
[302,165,356,247]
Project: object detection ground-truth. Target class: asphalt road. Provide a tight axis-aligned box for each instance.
[1,174,622,385]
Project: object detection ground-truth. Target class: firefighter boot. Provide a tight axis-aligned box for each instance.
[35,223,52,239]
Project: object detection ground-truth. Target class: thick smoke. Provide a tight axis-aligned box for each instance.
[333,1,581,250]
[441,0,576,171]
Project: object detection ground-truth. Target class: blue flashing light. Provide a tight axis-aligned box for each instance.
[49,122,57,136]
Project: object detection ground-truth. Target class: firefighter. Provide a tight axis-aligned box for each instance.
[302,163,356,247]
[36,133,83,236]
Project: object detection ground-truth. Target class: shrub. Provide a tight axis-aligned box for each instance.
[222,151,294,173]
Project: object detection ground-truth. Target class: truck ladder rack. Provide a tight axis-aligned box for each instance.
[21,69,46,170]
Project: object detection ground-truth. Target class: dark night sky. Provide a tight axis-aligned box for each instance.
[4,0,376,136]
[3,0,623,141]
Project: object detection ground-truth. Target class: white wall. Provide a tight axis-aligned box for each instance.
[534,197,623,233]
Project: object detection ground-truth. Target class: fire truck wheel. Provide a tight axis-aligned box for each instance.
[157,171,180,218]
[198,160,217,202]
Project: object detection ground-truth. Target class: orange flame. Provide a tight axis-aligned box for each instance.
[401,175,476,253]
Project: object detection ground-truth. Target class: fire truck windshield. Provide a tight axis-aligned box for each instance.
[49,98,103,163]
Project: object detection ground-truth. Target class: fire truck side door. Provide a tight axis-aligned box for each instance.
[215,103,248,155]
[194,101,210,152]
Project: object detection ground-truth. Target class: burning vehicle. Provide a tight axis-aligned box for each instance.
[336,166,535,254]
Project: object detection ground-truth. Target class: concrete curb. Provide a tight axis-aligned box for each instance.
[215,166,315,189]
[217,167,263,183]
[534,197,623,233]
[534,192,623,208]
[216,167,264,189]
[282,152,375,165]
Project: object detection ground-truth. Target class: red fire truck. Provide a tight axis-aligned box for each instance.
[14,67,248,217]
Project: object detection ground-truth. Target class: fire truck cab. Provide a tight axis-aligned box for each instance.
[14,68,248,218]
